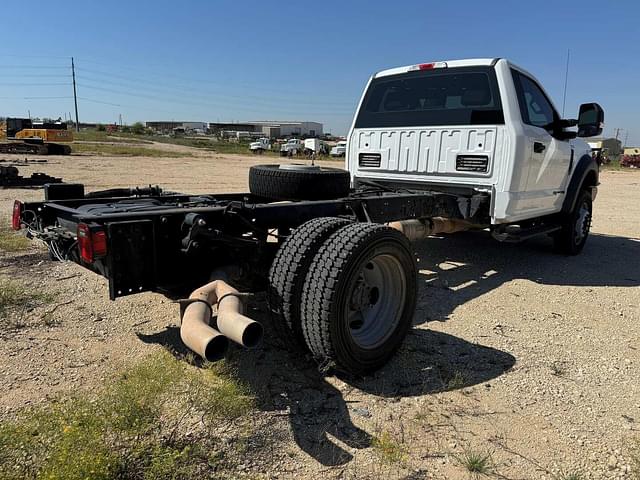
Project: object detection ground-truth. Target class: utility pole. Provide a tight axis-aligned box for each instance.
[71,57,80,132]
[561,49,570,117]
[614,128,621,140]
[623,131,629,148]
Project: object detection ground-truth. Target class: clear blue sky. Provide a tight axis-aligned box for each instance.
[1,0,639,142]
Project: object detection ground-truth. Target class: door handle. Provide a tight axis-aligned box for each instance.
[533,141,546,153]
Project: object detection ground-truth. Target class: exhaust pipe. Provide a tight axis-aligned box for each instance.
[388,217,477,241]
[180,279,263,361]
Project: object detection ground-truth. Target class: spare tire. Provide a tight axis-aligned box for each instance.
[249,164,350,201]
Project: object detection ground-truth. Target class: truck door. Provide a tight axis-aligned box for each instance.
[513,71,572,214]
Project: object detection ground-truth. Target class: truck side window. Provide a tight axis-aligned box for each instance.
[512,70,556,129]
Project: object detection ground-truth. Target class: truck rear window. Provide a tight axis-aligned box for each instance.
[354,66,503,128]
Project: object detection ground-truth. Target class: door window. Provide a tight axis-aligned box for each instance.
[512,70,556,129]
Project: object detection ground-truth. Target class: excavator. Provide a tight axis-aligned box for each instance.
[0,117,73,155]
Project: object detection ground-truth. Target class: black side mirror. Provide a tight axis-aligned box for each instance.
[577,103,604,137]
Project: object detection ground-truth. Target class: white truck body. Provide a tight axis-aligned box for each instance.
[330,141,347,157]
[304,138,321,152]
[346,58,598,225]
[280,138,303,155]
[249,138,271,151]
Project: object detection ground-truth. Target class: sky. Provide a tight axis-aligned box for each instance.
[1,0,639,142]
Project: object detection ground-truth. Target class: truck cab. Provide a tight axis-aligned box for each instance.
[347,58,603,225]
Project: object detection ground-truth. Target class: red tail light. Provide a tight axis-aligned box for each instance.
[77,223,107,263]
[410,61,447,71]
[12,201,22,231]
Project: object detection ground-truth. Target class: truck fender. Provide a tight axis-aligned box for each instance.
[561,154,599,214]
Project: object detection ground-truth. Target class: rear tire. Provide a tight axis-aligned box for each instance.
[268,217,352,345]
[301,223,417,374]
[248,164,350,201]
[553,189,592,255]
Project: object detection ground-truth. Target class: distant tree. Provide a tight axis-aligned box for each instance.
[131,122,145,135]
[96,124,106,131]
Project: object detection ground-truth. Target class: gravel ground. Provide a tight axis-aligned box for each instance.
[1,145,639,479]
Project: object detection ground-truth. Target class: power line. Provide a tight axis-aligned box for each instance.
[0,74,71,78]
[0,65,68,69]
[74,64,354,101]
[0,96,72,100]
[75,71,353,110]
[0,82,70,86]
[77,97,122,107]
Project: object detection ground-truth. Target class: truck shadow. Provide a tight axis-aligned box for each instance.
[137,319,515,466]
[138,231,638,467]
[410,231,640,325]
[226,324,515,467]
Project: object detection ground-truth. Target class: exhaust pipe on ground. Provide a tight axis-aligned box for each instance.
[388,217,478,241]
[180,279,263,361]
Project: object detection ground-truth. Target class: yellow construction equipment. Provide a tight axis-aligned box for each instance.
[0,118,73,155]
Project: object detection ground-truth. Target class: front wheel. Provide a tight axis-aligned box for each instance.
[553,189,592,255]
[301,223,417,374]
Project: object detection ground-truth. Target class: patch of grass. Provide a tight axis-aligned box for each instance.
[454,449,494,477]
[0,278,52,317]
[446,370,468,390]
[73,129,151,144]
[371,431,408,465]
[72,143,191,157]
[0,222,31,252]
[0,351,254,480]
[631,439,640,479]
[601,158,623,171]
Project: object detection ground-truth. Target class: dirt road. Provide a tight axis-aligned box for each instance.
[1,147,639,479]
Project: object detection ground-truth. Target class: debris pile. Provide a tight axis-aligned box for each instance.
[0,165,62,188]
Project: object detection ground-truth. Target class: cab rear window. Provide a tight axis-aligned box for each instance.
[355,66,503,128]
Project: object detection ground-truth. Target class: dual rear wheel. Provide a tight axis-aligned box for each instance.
[268,218,417,374]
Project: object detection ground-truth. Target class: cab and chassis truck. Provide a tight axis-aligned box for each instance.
[12,58,604,374]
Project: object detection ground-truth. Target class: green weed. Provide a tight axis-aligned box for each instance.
[0,351,254,480]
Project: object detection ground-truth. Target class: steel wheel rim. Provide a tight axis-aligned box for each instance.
[574,200,591,245]
[345,254,407,349]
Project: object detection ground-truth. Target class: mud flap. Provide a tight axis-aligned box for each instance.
[106,220,156,299]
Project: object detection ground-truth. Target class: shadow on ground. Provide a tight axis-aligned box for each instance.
[138,231,639,466]
[411,232,640,324]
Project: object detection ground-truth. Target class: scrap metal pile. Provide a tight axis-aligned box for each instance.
[0,165,62,188]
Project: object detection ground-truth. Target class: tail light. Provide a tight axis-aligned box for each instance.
[12,201,22,230]
[77,223,107,263]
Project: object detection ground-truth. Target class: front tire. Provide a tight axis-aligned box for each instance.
[301,223,417,374]
[554,189,592,255]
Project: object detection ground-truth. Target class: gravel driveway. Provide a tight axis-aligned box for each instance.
[1,150,638,479]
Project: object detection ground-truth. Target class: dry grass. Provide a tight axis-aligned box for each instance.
[0,278,52,315]
[71,143,191,157]
[0,221,30,252]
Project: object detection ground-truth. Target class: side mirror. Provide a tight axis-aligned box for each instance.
[577,103,604,137]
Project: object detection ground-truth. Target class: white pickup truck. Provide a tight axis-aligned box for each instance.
[347,57,603,254]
